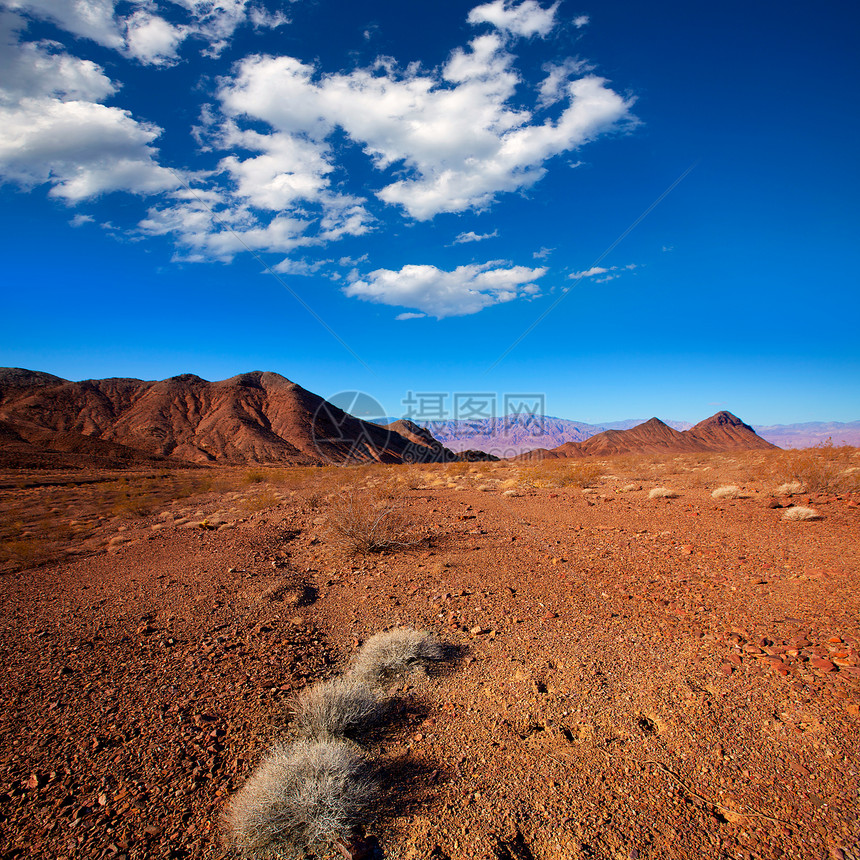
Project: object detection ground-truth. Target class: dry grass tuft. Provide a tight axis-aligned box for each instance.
[782,506,821,521]
[324,486,422,555]
[224,739,377,858]
[348,628,445,690]
[776,481,805,496]
[648,487,679,499]
[711,485,744,500]
[618,483,641,493]
[291,677,388,741]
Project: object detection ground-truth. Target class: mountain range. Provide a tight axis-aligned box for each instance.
[518,412,775,459]
[379,414,860,454]
[0,369,455,469]
[2,367,852,470]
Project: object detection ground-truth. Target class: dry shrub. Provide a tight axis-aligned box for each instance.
[782,506,821,521]
[324,486,422,554]
[517,460,602,489]
[711,485,744,500]
[224,739,377,858]
[774,441,860,494]
[648,487,679,499]
[618,483,641,493]
[776,481,805,496]
[348,628,445,689]
[291,678,388,740]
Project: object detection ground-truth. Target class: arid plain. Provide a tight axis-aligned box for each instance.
[2,445,859,860]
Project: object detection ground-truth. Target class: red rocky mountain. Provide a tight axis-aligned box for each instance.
[0,369,454,468]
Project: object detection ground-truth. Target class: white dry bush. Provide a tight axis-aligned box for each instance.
[782,506,821,521]
[325,486,422,555]
[348,628,445,690]
[711,485,744,500]
[776,481,805,496]
[648,487,679,499]
[291,677,388,741]
[224,739,378,858]
[619,483,641,493]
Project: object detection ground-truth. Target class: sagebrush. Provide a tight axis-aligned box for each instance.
[224,739,377,858]
[324,486,423,554]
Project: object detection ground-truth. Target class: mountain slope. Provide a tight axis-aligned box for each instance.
[0,369,450,467]
[544,411,776,458]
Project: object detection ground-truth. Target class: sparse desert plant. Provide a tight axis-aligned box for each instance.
[224,739,378,858]
[291,677,388,740]
[775,440,860,494]
[324,486,422,555]
[347,628,445,690]
[561,462,603,488]
[776,481,805,496]
[711,485,745,500]
[648,487,679,499]
[782,506,821,521]
[618,483,641,493]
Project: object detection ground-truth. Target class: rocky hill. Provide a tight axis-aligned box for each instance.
[0,369,454,468]
[520,412,776,459]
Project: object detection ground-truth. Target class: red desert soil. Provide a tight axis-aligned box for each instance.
[1,457,859,860]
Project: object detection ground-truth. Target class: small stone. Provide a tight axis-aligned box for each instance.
[680,545,693,555]
[26,773,39,790]
[543,611,558,620]
[809,658,836,672]
[470,626,488,635]
[764,498,781,509]
[720,663,733,676]
[143,825,162,839]
[829,848,845,860]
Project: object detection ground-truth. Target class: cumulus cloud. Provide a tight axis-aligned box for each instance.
[124,10,186,65]
[454,229,499,244]
[218,32,634,221]
[343,262,547,318]
[0,16,177,200]
[573,14,589,28]
[6,0,285,65]
[467,0,560,38]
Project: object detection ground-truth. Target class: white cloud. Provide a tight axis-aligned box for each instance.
[395,312,426,320]
[0,18,177,201]
[6,0,285,65]
[124,11,186,66]
[467,0,560,38]
[537,58,591,108]
[4,0,125,49]
[454,229,499,244]
[218,34,634,221]
[569,263,636,282]
[573,14,589,28]
[69,213,94,226]
[343,262,547,318]
[272,257,329,275]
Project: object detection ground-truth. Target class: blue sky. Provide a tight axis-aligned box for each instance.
[1,0,858,424]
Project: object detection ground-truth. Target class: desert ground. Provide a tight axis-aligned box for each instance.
[1,448,859,860]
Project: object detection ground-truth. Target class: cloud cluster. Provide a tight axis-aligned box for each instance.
[6,0,287,65]
[0,12,176,199]
[467,0,560,38]
[215,33,633,221]
[0,0,639,319]
[344,262,546,318]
